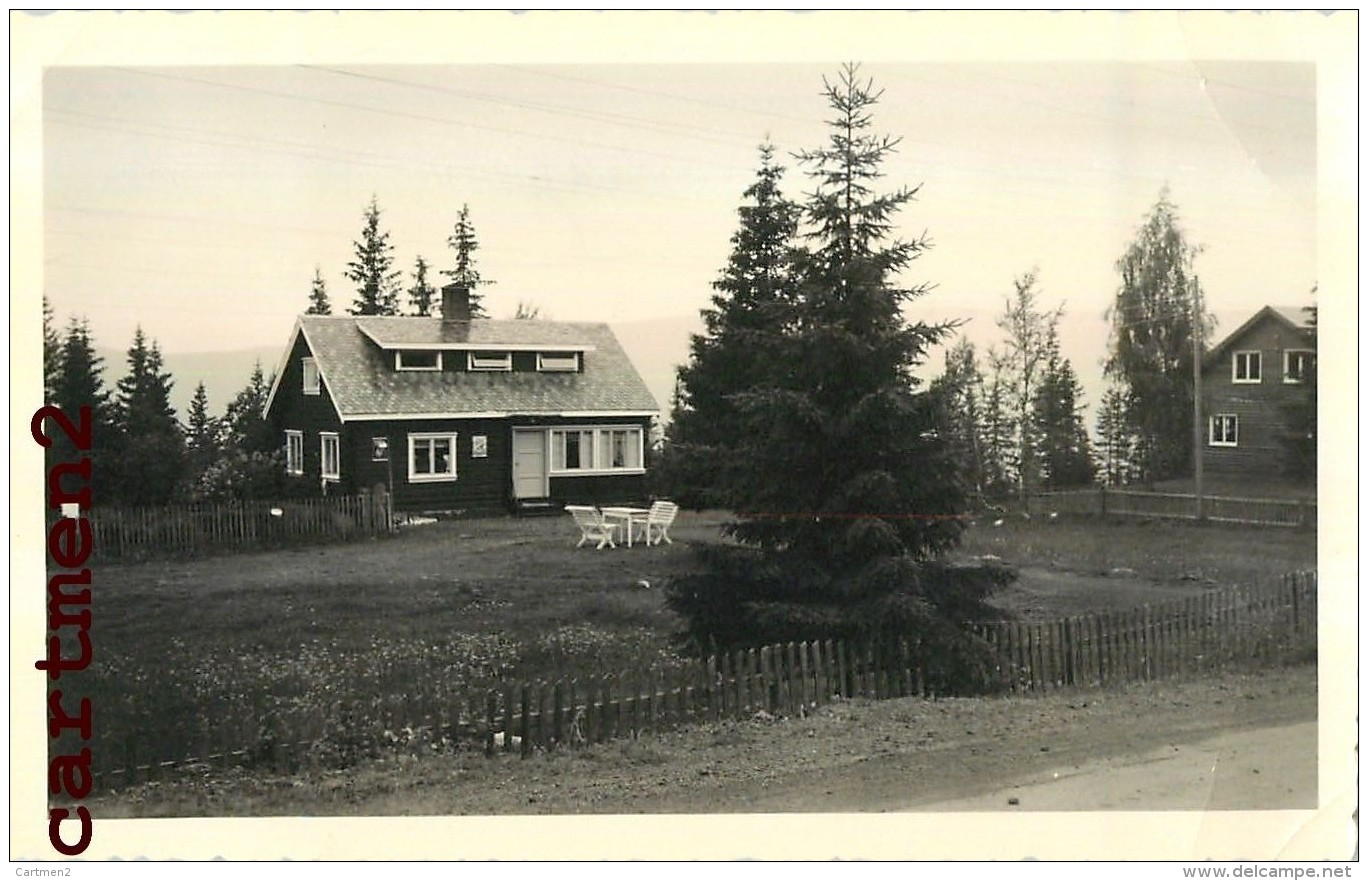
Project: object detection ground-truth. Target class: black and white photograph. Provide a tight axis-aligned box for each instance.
[10,9,1357,865]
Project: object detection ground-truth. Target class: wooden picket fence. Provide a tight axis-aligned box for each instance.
[64,492,393,561]
[89,571,1316,786]
[1032,488,1315,529]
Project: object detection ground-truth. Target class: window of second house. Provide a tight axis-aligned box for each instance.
[1232,351,1261,383]
[321,432,340,481]
[303,357,321,395]
[1208,414,1239,447]
[1284,349,1315,384]
[409,432,457,482]
[286,430,304,475]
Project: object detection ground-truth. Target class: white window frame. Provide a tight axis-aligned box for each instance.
[285,430,304,475]
[1283,349,1314,384]
[1232,350,1262,384]
[320,432,341,481]
[536,352,579,372]
[467,352,512,372]
[395,350,443,372]
[302,357,321,395]
[1208,414,1239,447]
[549,425,645,476]
[408,432,458,483]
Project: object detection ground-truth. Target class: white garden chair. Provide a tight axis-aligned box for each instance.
[642,500,679,546]
[565,505,619,550]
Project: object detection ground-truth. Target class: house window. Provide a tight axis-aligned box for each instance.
[320,432,340,481]
[1208,414,1239,447]
[537,352,579,372]
[467,352,512,372]
[396,350,442,371]
[1232,351,1261,383]
[302,357,320,395]
[1283,349,1315,384]
[408,432,457,482]
[549,426,644,474]
[285,430,304,475]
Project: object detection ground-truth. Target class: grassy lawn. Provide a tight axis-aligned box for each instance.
[83,508,1315,783]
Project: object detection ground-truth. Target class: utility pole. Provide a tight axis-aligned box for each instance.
[1192,278,1205,521]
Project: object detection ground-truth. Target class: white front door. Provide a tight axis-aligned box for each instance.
[512,430,548,499]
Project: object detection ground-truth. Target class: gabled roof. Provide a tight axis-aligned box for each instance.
[1203,304,1315,371]
[265,316,658,422]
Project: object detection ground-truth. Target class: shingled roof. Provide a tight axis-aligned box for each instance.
[270,315,659,421]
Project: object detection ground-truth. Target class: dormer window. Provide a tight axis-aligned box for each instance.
[302,357,320,395]
[468,352,512,372]
[396,350,442,371]
[1232,351,1261,384]
[537,352,579,372]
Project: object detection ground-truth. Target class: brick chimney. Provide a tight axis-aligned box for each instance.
[441,283,472,322]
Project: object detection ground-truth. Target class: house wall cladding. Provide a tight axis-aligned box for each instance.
[350,414,652,514]
[1202,316,1312,476]
[270,333,344,484]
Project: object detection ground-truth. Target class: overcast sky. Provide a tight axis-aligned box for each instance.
[15,10,1355,411]
[32,13,1336,373]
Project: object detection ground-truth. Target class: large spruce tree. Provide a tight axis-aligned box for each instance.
[346,196,402,316]
[664,66,1001,675]
[1104,190,1211,482]
[721,64,963,565]
[661,140,801,508]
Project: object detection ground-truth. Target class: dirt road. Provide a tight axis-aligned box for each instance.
[97,664,1321,820]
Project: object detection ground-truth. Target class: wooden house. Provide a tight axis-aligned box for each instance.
[1201,305,1315,477]
[263,285,659,515]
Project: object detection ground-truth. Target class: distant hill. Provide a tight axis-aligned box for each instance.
[102,306,1241,435]
[98,346,283,423]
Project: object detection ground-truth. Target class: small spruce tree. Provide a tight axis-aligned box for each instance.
[346,196,402,316]
[442,204,493,318]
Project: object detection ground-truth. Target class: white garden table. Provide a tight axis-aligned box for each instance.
[599,506,650,548]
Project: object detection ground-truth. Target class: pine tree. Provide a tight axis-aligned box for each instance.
[407,255,437,317]
[306,266,332,315]
[1033,327,1095,489]
[43,295,62,403]
[442,204,493,318]
[993,269,1062,507]
[48,317,116,504]
[346,196,402,316]
[1105,189,1212,483]
[513,301,542,320]
[661,140,801,509]
[109,327,188,506]
[1095,384,1138,486]
[724,64,963,565]
[185,380,221,483]
[929,337,988,504]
